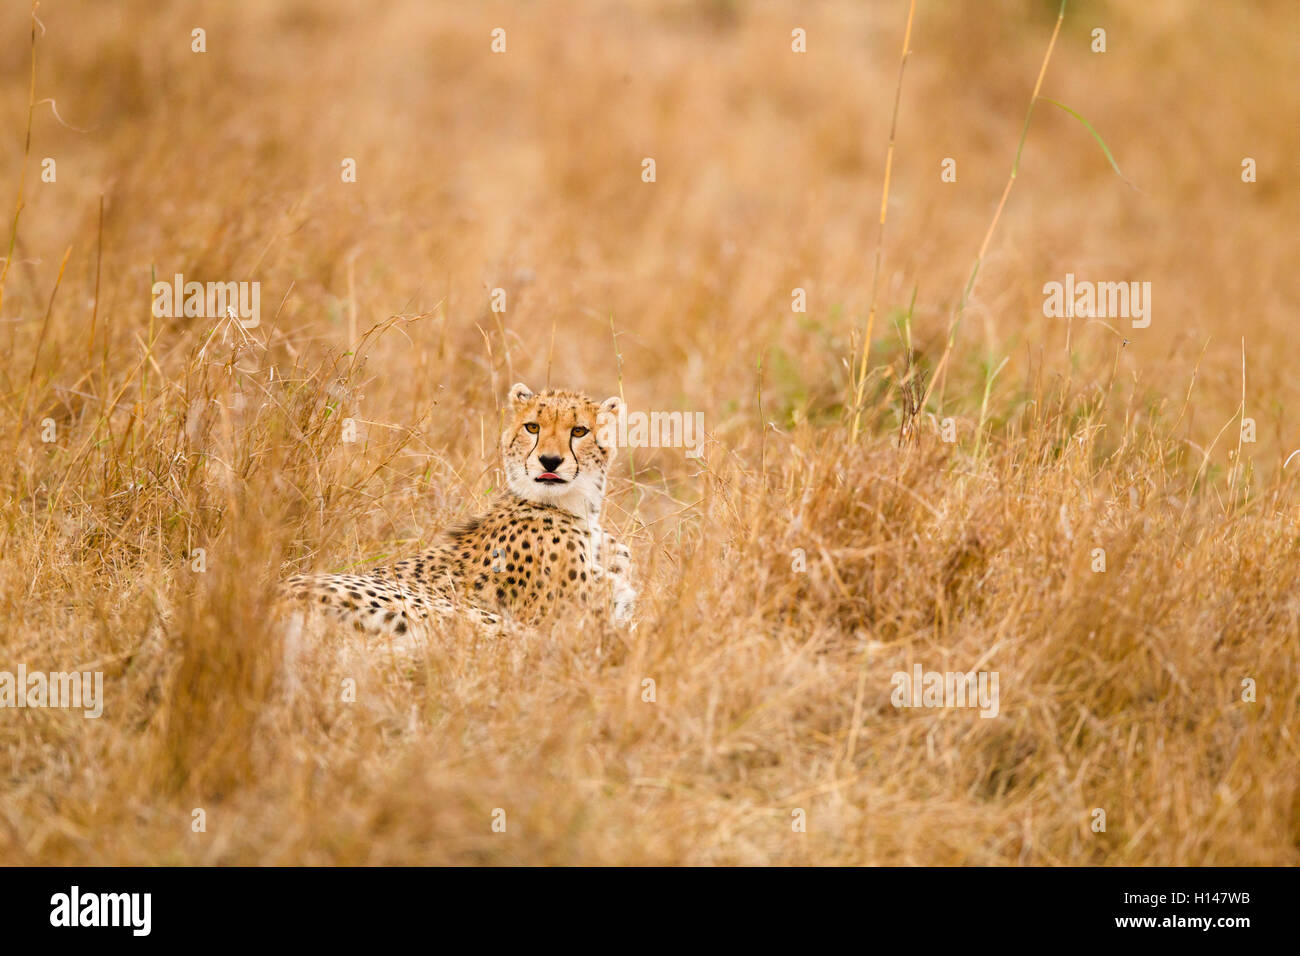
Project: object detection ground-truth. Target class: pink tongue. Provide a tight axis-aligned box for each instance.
[539,472,559,479]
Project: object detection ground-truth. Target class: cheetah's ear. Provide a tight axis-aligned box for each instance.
[507,382,534,408]
[595,395,623,449]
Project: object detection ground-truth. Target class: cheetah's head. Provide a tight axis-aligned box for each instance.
[502,383,622,516]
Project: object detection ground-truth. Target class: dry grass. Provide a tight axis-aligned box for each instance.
[1,0,1297,865]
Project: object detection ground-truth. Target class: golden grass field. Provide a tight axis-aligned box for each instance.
[1,0,1297,865]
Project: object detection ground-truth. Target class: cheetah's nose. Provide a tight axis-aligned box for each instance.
[538,454,564,474]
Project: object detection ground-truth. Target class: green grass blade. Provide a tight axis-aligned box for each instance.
[1037,95,1137,189]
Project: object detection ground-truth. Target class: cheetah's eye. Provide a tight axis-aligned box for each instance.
[524,423,540,434]
[571,426,589,438]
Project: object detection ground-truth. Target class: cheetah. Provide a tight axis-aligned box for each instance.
[280,383,636,637]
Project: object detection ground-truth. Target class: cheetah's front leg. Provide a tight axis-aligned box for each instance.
[596,531,637,625]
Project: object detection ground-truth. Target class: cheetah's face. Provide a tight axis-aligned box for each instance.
[502,383,621,514]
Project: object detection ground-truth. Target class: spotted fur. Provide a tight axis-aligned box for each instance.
[280,384,636,636]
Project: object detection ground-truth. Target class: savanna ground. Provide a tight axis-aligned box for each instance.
[1,0,1297,865]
